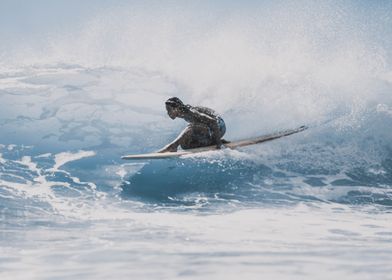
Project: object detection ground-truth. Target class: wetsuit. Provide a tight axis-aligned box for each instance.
[177,105,226,149]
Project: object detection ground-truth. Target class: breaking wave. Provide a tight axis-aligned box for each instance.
[0,0,392,217]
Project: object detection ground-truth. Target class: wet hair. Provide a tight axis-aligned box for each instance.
[165,97,184,108]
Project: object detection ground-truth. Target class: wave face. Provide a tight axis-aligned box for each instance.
[1,1,392,279]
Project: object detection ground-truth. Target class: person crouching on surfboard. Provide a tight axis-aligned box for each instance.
[157,97,228,153]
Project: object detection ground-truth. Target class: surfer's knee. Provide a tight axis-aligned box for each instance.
[179,127,205,149]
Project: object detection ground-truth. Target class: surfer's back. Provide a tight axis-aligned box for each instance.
[184,105,221,124]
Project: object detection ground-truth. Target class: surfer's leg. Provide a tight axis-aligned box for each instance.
[180,124,212,149]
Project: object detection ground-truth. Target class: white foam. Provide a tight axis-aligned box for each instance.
[35,153,52,158]
[376,103,392,116]
[0,149,110,220]
[7,144,16,151]
[0,153,5,164]
[19,156,39,173]
[50,150,96,171]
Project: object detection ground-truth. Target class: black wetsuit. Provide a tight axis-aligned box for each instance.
[180,105,226,149]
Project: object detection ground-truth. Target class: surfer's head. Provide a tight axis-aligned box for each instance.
[165,97,184,119]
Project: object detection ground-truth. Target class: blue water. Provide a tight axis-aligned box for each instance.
[1,1,392,279]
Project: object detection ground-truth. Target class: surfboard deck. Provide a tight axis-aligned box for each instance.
[122,125,307,160]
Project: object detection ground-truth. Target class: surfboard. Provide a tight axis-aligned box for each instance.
[121,125,307,160]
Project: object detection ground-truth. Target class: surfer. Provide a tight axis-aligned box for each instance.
[157,97,228,153]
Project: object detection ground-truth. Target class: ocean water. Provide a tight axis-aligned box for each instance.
[1,1,392,279]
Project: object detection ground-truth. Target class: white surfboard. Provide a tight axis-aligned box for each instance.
[122,125,307,160]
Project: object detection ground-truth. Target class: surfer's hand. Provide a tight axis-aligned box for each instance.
[157,144,177,153]
[157,147,171,153]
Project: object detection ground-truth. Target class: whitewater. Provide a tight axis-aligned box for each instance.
[0,1,392,279]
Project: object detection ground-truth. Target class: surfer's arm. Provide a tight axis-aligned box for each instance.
[157,139,180,153]
[157,126,192,153]
[156,143,178,153]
